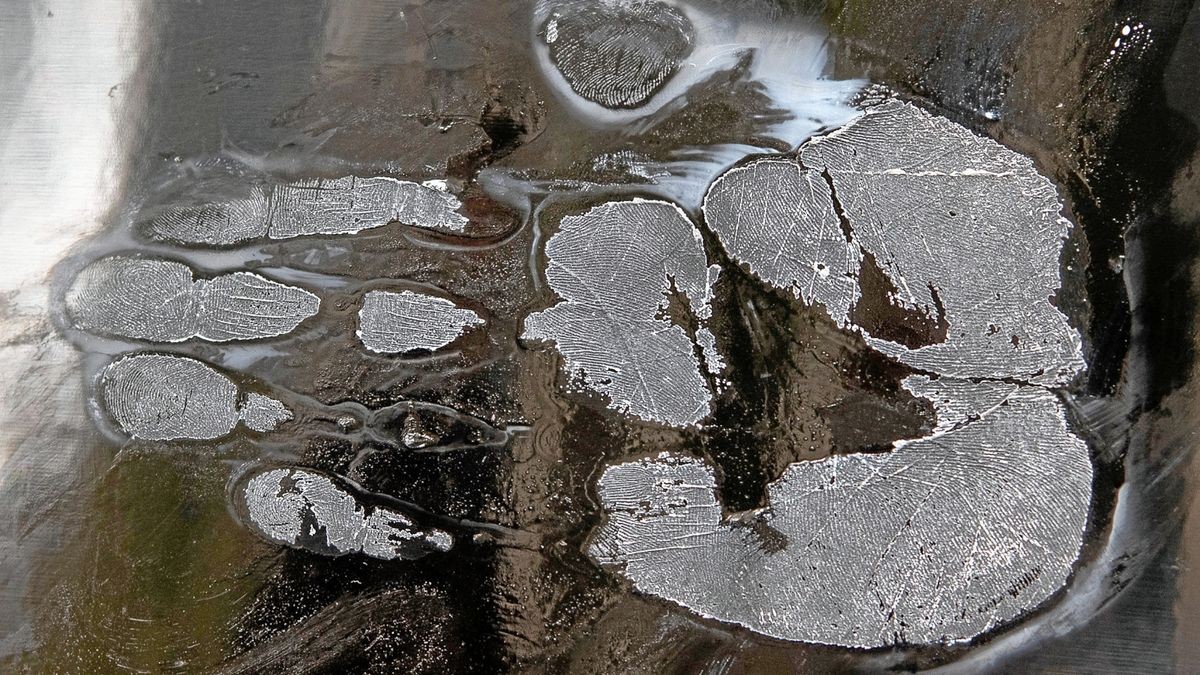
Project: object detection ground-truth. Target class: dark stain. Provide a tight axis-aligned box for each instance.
[447,94,542,180]
[820,167,856,242]
[229,546,503,674]
[480,101,526,161]
[348,445,503,522]
[817,390,932,454]
[849,250,950,349]
[739,513,791,554]
[697,253,936,514]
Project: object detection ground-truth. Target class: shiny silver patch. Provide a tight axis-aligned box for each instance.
[65,257,200,342]
[356,290,484,354]
[704,103,1085,385]
[98,353,290,440]
[242,467,453,560]
[196,271,321,342]
[239,393,294,433]
[703,157,863,326]
[146,176,468,245]
[539,0,694,109]
[523,198,720,427]
[700,100,1089,384]
[66,256,319,342]
[797,101,1083,384]
[592,102,1093,646]
[590,377,1091,647]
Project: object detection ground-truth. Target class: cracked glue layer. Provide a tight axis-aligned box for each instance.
[523,198,720,427]
[817,101,1082,383]
[144,176,468,246]
[590,376,1092,647]
[703,157,863,326]
[65,256,319,342]
[539,0,694,109]
[356,290,484,354]
[594,100,1094,647]
[98,353,290,440]
[706,101,1084,385]
[241,467,453,561]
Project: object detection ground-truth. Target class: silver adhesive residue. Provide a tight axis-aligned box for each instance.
[356,290,484,354]
[703,157,863,326]
[696,326,725,375]
[240,392,293,433]
[146,176,468,245]
[267,177,467,238]
[144,188,271,246]
[242,467,453,560]
[65,257,201,341]
[523,198,720,427]
[704,102,1085,385]
[540,0,694,109]
[593,101,1094,647]
[195,272,320,342]
[590,376,1091,647]
[98,353,290,440]
[66,256,319,342]
[799,101,1085,384]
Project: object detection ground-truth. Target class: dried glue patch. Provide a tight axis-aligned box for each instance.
[540,0,694,108]
[242,468,453,561]
[196,272,320,341]
[590,376,1091,647]
[66,257,200,342]
[65,256,319,342]
[356,290,484,354]
[593,101,1094,647]
[523,199,719,427]
[239,393,293,433]
[702,157,863,326]
[98,353,290,440]
[704,102,1084,384]
[799,101,1084,385]
[145,176,468,245]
